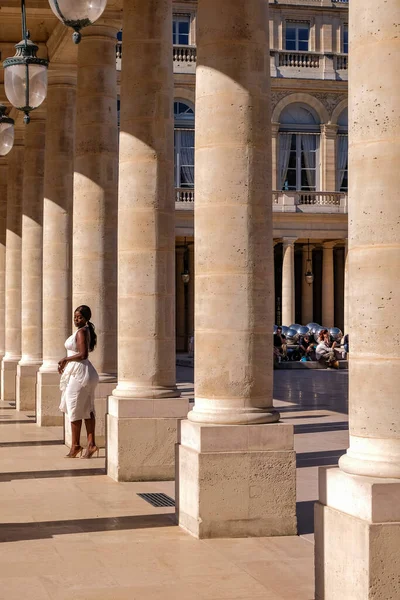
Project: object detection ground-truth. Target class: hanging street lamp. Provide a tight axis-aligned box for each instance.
[305,239,314,285]
[3,0,48,125]
[0,105,15,156]
[48,0,108,44]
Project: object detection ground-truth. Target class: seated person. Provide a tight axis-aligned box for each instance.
[316,330,339,369]
[343,333,349,355]
[273,327,287,362]
[298,334,315,360]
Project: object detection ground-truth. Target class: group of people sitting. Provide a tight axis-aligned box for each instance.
[274,327,348,369]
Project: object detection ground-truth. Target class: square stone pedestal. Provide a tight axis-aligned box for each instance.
[315,467,400,600]
[16,363,41,411]
[36,369,63,426]
[64,380,115,449]
[1,358,19,401]
[107,396,189,482]
[176,420,297,539]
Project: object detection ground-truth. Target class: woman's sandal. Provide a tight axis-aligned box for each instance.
[65,445,83,458]
[81,445,99,459]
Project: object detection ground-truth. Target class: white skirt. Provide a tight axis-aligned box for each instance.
[59,360,99,421]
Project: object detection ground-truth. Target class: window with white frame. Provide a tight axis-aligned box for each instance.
[174,101,195,188]
[337,108,348,191]
[285,22,310,51]
[343,25,348,54]
[173,15,191,45]
[278,103,320,192]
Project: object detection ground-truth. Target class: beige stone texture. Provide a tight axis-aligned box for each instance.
[107,414,185,482]
[177,422,297,539]
[1,134,24,401]
[189,0,278,426]
[0,160,7,361]
[73,24,119,379]
[37,68,76,426]
[282,238,296,327]
[338,0,400,479]
[16,113,46,411]
[301,244,314,325]
[315,468,400,599]
[321,241,335,327]
[320,124,337,192]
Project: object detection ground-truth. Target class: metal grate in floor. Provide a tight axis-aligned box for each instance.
[137,492,175,507]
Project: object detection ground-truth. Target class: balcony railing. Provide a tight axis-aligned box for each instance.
[116,43,197,72]
[272,191,347,213]
[335,54,348,70]
[175,189,347,213]
[278,51,321,69]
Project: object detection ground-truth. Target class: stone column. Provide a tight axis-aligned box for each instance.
[322,241,335,327]
[301,243,314,325]
[176,246,186,352]
[188,243,195,339]
[16,112,46,411]
[67,24,119,447]
[177,0,296,539]
[107,0,188,482]
[0,160,7,365]
[320,124,338,192]
[37,67,76,426]
[315,2,400,597]
[1,131,24,401]
[282,237,297,326]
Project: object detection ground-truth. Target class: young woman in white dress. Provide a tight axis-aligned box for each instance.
[58,305,100,458]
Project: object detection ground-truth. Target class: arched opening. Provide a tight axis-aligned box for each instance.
[278,103,320,192]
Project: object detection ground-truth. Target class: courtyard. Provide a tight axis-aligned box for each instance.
[0,368,348,600]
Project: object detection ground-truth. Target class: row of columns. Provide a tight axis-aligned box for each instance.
[281,238,343,328]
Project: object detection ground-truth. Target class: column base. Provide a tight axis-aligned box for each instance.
[1,358,19,401]
[64,380,116,448]
[36,369,63,427]
[315,467,400,599]
[176,420,297,539]
[107,396,189,482]
[16,362,41,412]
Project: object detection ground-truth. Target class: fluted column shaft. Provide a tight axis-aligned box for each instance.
[16,114,46,410]
[73,24,119,379]
[322,241,335,327]
[37,69,76,426]
[188,0,277,425]
[1,135,24,401]
[112,0,177,400]
[0,160,7,362]
[302,244,314,325]
[282,238,296,327]
[339,0,400,478]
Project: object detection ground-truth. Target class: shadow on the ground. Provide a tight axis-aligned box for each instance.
[0,468,105,482]
[0,419,36,424]
[0,440,64,448]
[294,422,348,435]
[0,513,176,543]
[297,500,316,535]
[296,449,346,468]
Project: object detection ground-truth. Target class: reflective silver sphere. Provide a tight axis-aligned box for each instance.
[329,327,343,342]
[286,328,299,343]
[307,322,319,331]
[281,326,290,335]
[298,326,310,336]
[289,324,303,333]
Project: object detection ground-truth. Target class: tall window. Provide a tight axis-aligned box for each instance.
[337,108,348,191]
[174,101,195,188]
[343,25,348,54]
[173,15,191,45]
[285,23,310,51]
[278,104,320,192]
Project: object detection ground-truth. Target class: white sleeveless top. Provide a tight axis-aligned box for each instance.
[59,327,98,393]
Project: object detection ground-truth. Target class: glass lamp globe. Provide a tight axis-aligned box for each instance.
[0,105,15,156]
[48,0,108,43]
[3,39,48,124]
[305,271,314,285]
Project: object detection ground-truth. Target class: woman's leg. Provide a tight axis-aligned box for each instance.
[84,412,96,448]
[65,420,83,457]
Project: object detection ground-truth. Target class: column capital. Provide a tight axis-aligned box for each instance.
[80,21,121,40]
[48,64,77,87]
[282,237,297,248]
[271,122,280,136]
[322,240,338,250]
[320,123,338,138]
[302,242,315,253]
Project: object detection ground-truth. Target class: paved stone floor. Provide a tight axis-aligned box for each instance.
[0,368,348,600]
